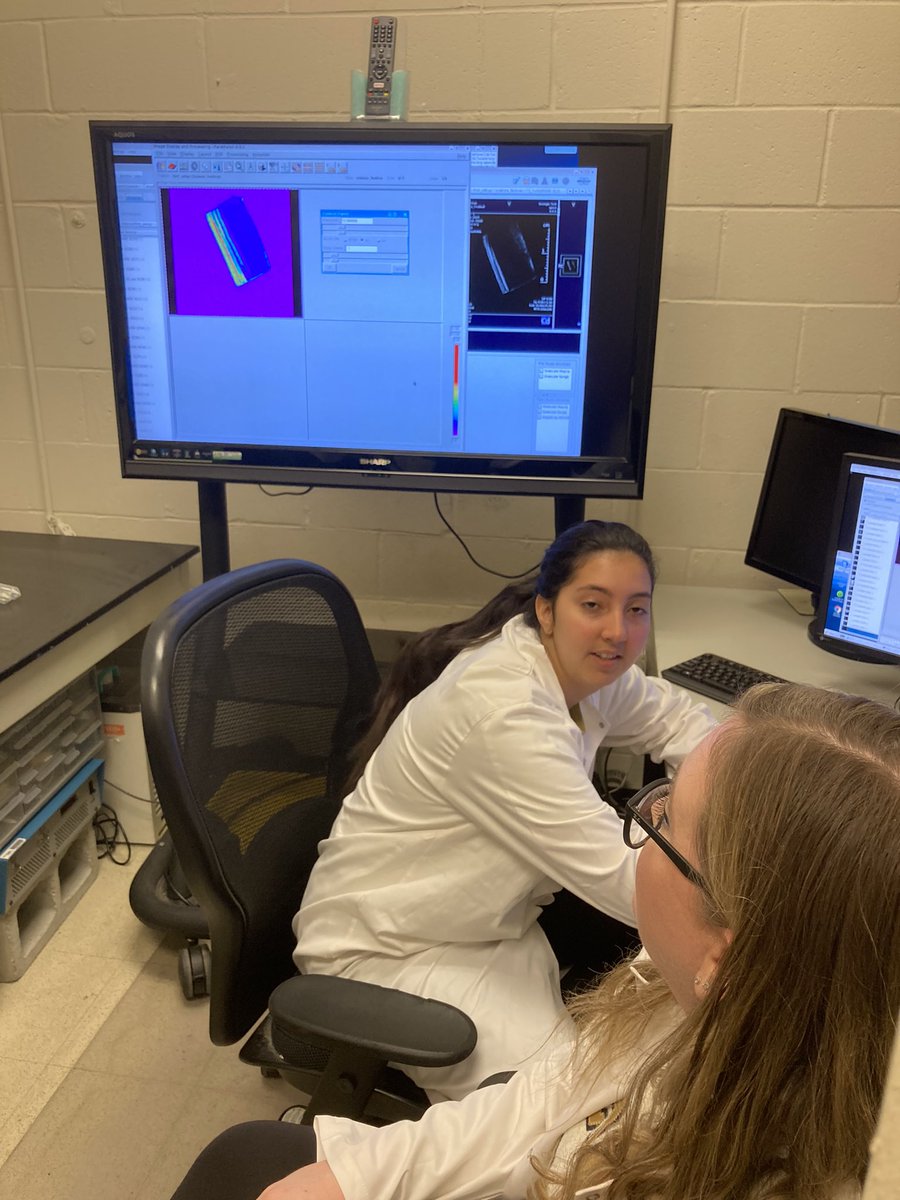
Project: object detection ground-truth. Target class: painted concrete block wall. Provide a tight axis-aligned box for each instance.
[0,0,898,613]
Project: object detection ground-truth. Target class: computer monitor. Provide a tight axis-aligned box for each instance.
[744,409,900,603]
[89,120,670,500]
[811,454,900,665]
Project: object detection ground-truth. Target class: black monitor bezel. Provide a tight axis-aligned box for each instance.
[744,407,900,596]
[809,452,900,666]
[89,119,671,498]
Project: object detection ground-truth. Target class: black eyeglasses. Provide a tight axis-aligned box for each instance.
[623,778,707,891]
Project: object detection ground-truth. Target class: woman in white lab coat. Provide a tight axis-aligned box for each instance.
[173,683,900,1200]
[293,520,717,1099]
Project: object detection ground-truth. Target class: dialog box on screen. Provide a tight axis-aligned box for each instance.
[321,209,410,275]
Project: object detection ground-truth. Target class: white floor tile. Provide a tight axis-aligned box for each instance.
[0,1061,68,1170]
[0,841,308,1200]
[0,946,142,1066]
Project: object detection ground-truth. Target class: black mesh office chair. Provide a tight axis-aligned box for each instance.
[138,558,476,1124]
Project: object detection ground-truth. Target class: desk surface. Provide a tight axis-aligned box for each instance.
[651,584,899,713]
[360,585,900,714]
[0,532,198,684]
[0,532,198,732]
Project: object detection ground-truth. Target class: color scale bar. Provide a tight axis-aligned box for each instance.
[452,343,459,437]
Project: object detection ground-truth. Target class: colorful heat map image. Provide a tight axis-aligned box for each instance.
[206,195,270,286]
[164,187,299,318]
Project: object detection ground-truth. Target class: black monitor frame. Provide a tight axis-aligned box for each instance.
[90,120,671,504]
[745,408,900,602]
[810,453,900,666]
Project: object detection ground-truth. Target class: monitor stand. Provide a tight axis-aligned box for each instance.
[198,480,231,580]
[554,495,586,537]
[777,586,815,617]
[197,487,590,582]
[806,619,897,666]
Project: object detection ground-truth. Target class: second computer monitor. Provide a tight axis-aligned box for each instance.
[812,454,900,665]
[745,408,900,603]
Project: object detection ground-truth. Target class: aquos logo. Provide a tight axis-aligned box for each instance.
[359,457,392,467]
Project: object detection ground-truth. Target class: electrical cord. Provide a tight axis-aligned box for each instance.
[256,480,316,494]
[255,480,540,581]
[164,872,195,906]
[595,747,615,797]
[259,482,314,496]
[432,494,540,580]
[103,778,152,805]
[593,749,631,818]
[93,802,132,865]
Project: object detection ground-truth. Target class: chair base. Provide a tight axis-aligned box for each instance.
[129,836,208,939]
[279,1105,309,1124]
[239,1013,430,1125]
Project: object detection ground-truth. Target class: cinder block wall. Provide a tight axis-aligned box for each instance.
[1,1,898,610]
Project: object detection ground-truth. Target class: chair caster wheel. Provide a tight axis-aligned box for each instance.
[178,941,211,1000]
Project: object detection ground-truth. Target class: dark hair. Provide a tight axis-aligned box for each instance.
[343,521,656,793]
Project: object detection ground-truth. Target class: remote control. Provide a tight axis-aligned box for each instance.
[364,16,397,117]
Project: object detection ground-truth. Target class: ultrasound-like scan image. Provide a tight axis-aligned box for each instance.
[469,212,557,318]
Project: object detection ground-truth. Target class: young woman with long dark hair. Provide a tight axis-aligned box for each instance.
[294,521,716,1099]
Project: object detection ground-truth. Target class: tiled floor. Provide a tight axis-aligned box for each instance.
[0,848,297,1200]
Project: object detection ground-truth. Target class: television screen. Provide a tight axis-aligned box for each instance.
[90,121,671,498]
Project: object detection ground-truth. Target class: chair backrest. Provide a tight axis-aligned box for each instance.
[141,559,381,1044]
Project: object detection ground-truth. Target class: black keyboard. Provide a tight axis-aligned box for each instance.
[661,653,787,705]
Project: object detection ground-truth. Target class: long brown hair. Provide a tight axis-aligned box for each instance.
[536,683,900,1200]
[344,521,656,793]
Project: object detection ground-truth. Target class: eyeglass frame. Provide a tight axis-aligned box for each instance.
[623,777,708,891]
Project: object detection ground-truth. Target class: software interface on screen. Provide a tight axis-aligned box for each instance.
[744,410,900,595]
[820,460,900,660]
[112,139,599,460]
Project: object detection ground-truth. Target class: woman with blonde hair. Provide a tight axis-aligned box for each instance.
[171,682,900,1200]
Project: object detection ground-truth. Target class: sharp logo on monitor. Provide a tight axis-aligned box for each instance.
[359,457,392,467]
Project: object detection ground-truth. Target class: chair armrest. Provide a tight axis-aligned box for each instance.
[269,974,477,1068]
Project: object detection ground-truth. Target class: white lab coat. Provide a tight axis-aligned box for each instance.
[294,615,715,1098]
[314,1027,642,1200]
[314,1018,860,1200]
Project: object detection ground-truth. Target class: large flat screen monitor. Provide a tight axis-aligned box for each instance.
[744,408,900,602]
[90,120,670,498]
[812,454,900,665]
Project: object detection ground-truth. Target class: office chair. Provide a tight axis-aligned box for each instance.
[138,558,476,1124]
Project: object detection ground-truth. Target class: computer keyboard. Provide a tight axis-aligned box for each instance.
[661,653,787,706]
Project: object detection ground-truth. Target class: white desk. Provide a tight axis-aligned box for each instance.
[652,585,897,715]
[651,585,899,717]
[361,585,900,717]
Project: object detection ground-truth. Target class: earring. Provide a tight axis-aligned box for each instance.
[694,975,711,993]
